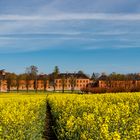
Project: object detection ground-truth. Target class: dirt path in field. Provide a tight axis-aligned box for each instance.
[43,103,58,140]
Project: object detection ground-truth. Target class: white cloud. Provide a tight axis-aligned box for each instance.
[84,44,140,50]
[0,13,140,21]
[0,12,140,53]
[115,45,140,49]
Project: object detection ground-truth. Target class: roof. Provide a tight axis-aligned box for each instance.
[98,75,108,80]
[53,73,90,79]
[98,74,140,81]
[37,74,48,79]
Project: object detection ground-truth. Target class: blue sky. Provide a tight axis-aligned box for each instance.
[0,0,140,75]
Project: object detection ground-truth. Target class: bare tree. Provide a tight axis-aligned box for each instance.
[0,70,6,92]
[25,74,30,93]
[5,73,17,92]
[39,74,48,92]
[43,75,48,92]
[52,66,60,92]
[16,75,20,93]
[26,65,38,92]
[61,75,66,93]
[16,74,26,93]
[70,75,77,93]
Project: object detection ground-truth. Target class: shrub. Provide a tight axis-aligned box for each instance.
[81,86,140,94]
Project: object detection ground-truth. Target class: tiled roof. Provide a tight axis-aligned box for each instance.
[51,73,90,79]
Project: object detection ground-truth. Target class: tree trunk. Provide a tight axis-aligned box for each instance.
[53,86,56,92]
[44,82,47,92]
[26,84,29,93]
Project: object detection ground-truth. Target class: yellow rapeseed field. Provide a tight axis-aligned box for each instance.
[0,94,47,140]
[0,93,140,140]
[48,93,140,140]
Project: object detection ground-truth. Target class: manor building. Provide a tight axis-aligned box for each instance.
[98,80,140,89]
[54,73,91,91]
[0,70,7,92]
[2,70,140,92]
[0,71,91,92]
[97,74,140,89]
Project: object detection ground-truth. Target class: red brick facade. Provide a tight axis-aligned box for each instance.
[10,80,49,91]
[98,80,140,88]
[0,80,7,92]
[55,78,91,90]
[0,73,91,91]
[0,70,6,92]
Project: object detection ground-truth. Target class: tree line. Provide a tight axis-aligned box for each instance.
[91,72,140,81]
[2,65,140,93]
[82,72,140,94]
[3,65,83,93]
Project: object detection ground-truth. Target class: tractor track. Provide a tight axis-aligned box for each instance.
[43,102,58,140]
